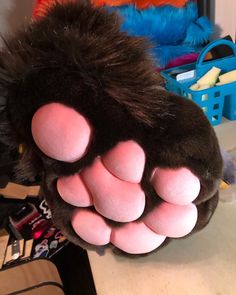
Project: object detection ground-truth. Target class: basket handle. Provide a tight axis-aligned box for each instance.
[196,39,236,66]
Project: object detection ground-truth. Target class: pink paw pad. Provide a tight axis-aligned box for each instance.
[82,158,145,222]
[152,167,200,205]
[31,103,91,162]
[144,202,198,238]
[72,208,112,246]
[103,140,145,183]
[57,174,92,207]
[110,222,166,254]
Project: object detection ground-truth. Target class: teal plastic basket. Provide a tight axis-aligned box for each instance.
[161,40,236,126]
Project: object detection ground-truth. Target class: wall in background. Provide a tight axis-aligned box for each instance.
[0,0,33,48]
[210,0,236,41]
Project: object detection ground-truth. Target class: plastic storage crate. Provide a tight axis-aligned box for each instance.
[161,40,236,126]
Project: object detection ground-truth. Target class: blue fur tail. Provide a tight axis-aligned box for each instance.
[184,16,213,46]
[106,2,213,67]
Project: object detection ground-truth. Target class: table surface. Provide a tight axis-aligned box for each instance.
[88,201,236,295]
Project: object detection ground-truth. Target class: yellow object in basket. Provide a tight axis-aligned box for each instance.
[190,84,210,91]
[218,70,236,84]
[190,66,221,91]
[220,180,230,190]
[197,66,221,87]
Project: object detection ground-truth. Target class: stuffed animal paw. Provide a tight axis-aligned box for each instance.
[0,2,222,255]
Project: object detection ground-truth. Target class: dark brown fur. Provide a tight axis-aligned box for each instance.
[0,1,222,255]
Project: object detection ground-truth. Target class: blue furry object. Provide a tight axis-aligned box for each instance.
[107,2,213,67]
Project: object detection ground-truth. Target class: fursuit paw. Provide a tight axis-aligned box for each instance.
[0,2,222,255]
[30,101,220,254]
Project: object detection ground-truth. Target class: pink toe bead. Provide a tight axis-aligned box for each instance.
[72,208,112,246]
[57,174,93,207]
[152,167,200,205]
[111,222,166,254]
[102,140,145,183]
[82,158,145,222]
[31,103,91,162]
[145,202,198,238]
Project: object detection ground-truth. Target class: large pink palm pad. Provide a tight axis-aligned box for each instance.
[32,103,200,254]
